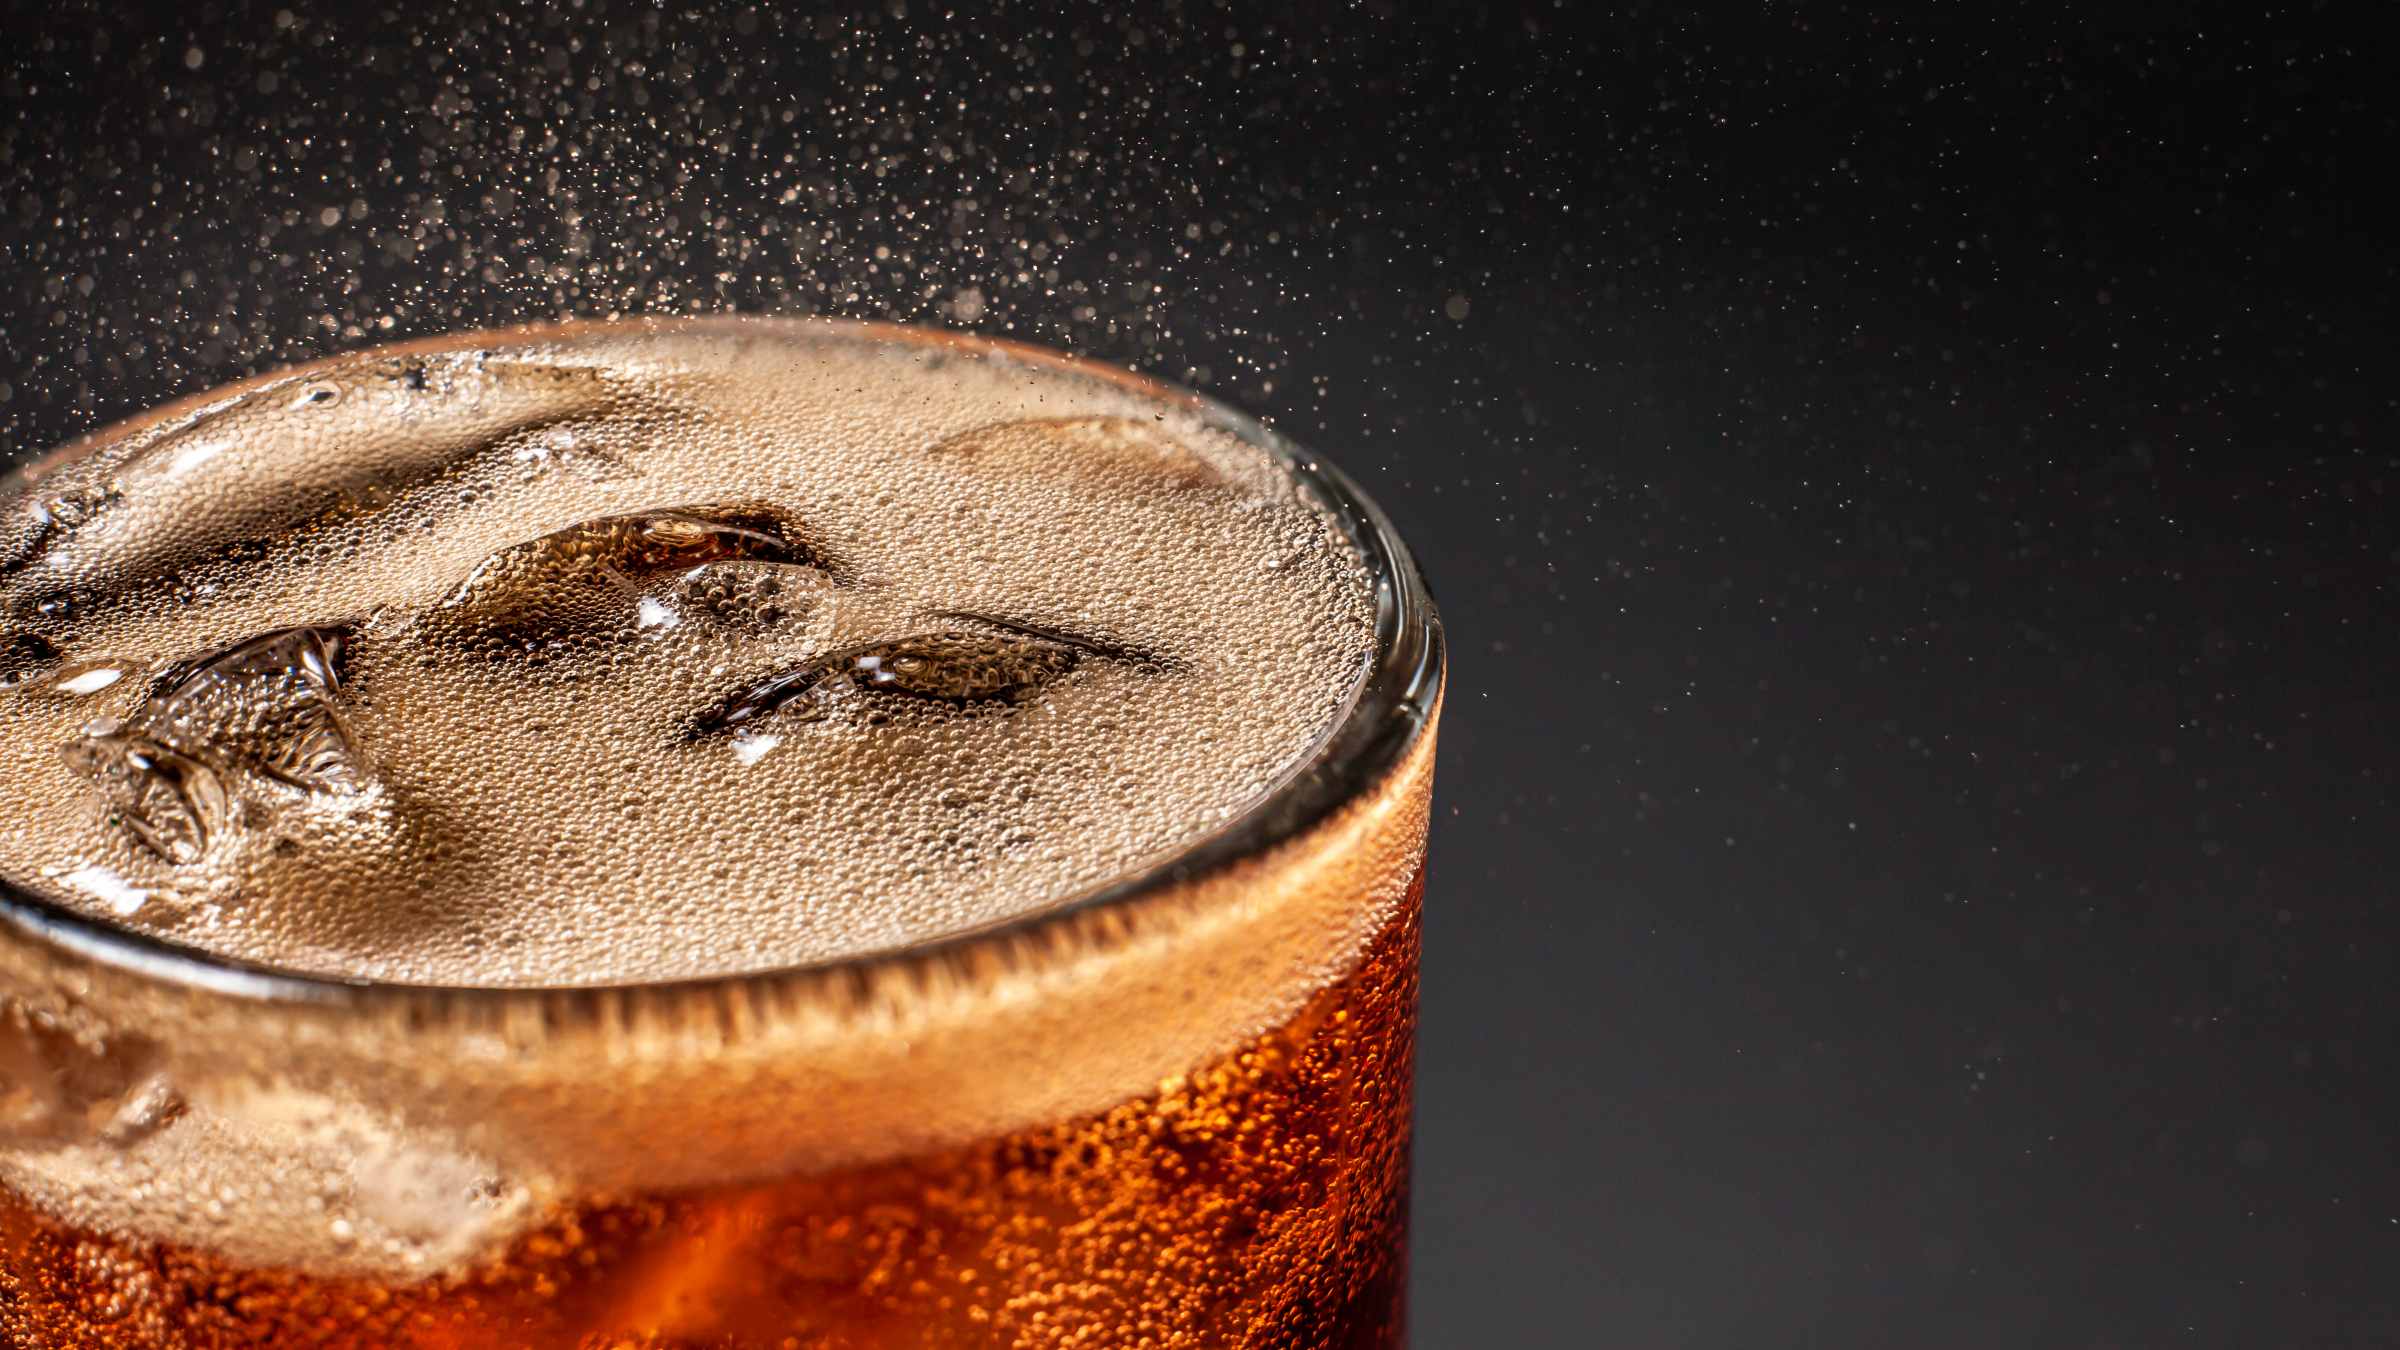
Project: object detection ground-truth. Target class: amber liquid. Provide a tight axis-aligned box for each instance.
[0,880,1417,1349]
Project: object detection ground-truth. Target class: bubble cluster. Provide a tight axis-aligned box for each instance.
[0,319,1377,986]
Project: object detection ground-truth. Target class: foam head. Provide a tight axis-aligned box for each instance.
[0,320,1377,987]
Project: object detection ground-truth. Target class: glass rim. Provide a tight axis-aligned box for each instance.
[0,315,1444,1010]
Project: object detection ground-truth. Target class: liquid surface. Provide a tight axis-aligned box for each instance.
[0,320,1376,986]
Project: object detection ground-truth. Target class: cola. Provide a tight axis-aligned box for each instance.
[0,319,1441,1347]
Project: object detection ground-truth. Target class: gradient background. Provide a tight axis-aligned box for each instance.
[3,5,2391,1345]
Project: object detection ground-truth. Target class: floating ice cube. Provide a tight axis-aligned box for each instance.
[58,626,368,864]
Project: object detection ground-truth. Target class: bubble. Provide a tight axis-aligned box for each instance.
[347,1140,512,1253]
[29,590,88,622]
[682,562,817,631]
[932,416,1237,494]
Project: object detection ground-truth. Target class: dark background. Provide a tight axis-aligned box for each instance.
[4,3,2393,1345]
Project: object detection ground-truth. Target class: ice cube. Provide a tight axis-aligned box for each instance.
[59,625,368,864]
[432,505,813,643]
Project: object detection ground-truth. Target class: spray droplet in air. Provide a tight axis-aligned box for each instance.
[848,630,1078,702]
